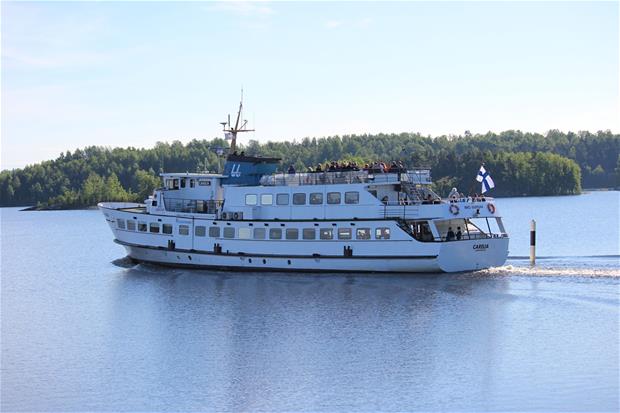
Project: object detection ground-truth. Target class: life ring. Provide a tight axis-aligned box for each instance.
[449,204,459,215]
[233,212,240,220]
[487,203,496,214]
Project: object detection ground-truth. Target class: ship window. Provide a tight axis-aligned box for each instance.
[127,220,136,231]
[261,194,273,205]
[190,179,195,188]
[138,222,147,232]
[245,194,257,206]
[327,192,341,204]
[223,227,235,238]
[375,227,391,240]
[286,228,299,240]
[293,193,306,205]
[338,228,352,240]
[253,228,266,239]
[209,226,220,237]
[320,228,333,240]
[173,179,179,190]
[269,228,282,239]
[117,219,125,229]
[276,193,289,205]
[345,191,360,204]
[162,224,173,234]
[303,228,316,240]
[150,223,160,233]
[356,228,371,239]
[179,225,189,236]
[309,193,323,205]
[180,179,186,188]
[195,226,206,237]
[238,228,251,239]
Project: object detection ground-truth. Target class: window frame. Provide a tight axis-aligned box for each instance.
[276,193,289,205]
[285,228,299,240]
[356,228,371,240]
[260,194,273,206]
[320,228,333,240]
[269,228,283,239]
[327,192,341,204]
[209,226,220,238]
[293,193,306,205]
[162,224,173,234]
[338,228,352,240]
[223,227,235,238]
[245,194,258,206]
[375,227,391,240]
[195,226,206,237]
[309,192,323,205]
[238,227,251,239]
[302,228,316,240]
[179,225,190,236]
[117,219,126,229]
[345,191,360,204]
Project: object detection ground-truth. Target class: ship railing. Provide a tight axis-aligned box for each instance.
[259,169,432,186]
[163,198,223,214]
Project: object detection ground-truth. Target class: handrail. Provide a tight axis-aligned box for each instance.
[259,169,432,186]
[163,197,224,214]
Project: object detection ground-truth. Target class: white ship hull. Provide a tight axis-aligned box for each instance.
[101,203,509,273]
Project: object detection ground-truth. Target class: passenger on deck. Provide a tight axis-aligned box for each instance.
[448,187,459,201]
[446,227,455,241]
[315,164,323,172]
[456,227,462,240]
[288,164,296,174]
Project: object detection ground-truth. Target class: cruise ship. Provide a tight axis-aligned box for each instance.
[99,102,509,273]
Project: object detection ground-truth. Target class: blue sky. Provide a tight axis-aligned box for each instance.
[2,1,618,170]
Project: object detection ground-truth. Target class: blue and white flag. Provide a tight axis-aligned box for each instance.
[476,165,495,194]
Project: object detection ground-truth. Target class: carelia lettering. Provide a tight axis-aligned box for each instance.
[473,244,489,250]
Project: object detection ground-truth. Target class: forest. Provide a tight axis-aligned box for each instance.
[1,129,618,208]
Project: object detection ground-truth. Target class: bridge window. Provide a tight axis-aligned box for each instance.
[179,225,189,236]
[195,226,206,237]
[162,224,172,234]
[327,192,341,204]
[276,193,289,205]
[356,228,371,240]
[253,228,266,239]
[127,220,136,231]
[261,194,273,205]
[320,228,333,240]
[150,223,160,233]
[338,228,352,240]
[310,193,323,205]
[223,227,235,238]
[345,191,360,204]
[293,193,306,205]
[375,228,391,240]
[180,179,186,188]
[269,228,282,239]
[209,226,220,237]
[238,228,251,239]
[245,194,257,206]
[117,219,125,229]
[286,228,299,240]
[189,179,195,188]
[138,222,147,232]
[302,228,316,240]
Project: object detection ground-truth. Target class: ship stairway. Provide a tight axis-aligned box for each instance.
[400,182,425,203]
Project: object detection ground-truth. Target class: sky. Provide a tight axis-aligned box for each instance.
[1,1,618,170]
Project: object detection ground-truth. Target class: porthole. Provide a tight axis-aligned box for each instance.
[287,260,291,265]
[262,259,266,264]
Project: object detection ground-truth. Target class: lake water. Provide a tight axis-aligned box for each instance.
[1,191,618,411]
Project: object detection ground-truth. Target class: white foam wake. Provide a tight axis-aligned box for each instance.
[479,264,620,278]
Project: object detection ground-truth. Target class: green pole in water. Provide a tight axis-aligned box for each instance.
[530,219,536,266]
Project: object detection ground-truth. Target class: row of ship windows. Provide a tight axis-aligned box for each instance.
[117,219,391,240]
[245,191,360,206]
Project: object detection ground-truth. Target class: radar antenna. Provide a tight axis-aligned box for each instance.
[221,89,254,154]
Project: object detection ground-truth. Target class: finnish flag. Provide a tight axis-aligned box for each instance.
[476,165,495,194]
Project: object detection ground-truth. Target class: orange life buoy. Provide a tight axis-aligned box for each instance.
[449,204,459,215]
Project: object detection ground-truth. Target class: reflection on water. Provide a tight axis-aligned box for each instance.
[1,194,619,411]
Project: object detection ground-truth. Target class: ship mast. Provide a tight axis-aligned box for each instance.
[221,90,254,154]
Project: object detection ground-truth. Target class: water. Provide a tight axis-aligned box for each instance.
[1,191,618,411]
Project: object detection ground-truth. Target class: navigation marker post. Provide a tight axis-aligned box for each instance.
[530,220,536,266]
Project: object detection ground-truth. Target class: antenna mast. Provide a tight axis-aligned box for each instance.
[221,89,254,154]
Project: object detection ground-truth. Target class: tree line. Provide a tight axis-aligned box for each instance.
[1,130,618,208]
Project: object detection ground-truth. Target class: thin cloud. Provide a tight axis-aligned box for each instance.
[204,1,275,17]
[324,18,373,29]
[324,20,343,29]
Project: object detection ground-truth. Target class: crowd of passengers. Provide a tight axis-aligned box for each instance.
[286,160,407,175]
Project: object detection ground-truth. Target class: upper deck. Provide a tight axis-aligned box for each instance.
[259,169,432,187]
